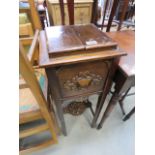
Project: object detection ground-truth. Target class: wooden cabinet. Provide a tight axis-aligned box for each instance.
[46,0,93,25]
[39,24,126,135]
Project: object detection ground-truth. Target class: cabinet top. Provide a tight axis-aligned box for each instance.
[39,24,126,68]
[45,24,118,58]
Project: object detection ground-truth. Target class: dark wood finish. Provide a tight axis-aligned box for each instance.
[45,25,85,57]
[46,68,67,136]
[91,57,119,127]
[45,24,118,58]
[58,0,65,25]
[91,0,98,24]
[106,0,119,32]
[56,60,110,98]
[97,30,135,129]
[72,24,117,49]
[58,0,74,25]
[39,24,126,68]
[67,0,74,25]
[101,0,109,30]
[39,24,126,135]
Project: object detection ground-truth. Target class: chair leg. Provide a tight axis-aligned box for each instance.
[123,107,135,121]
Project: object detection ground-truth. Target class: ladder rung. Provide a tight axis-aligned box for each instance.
[19,139,57,155]
[20,124,49,139]
[20,110,42,124]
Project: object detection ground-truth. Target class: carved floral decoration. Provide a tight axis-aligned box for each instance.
[63,71,103,91]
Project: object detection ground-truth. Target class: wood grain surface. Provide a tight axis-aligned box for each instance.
[39,24,127,68]
[106,30,135,76]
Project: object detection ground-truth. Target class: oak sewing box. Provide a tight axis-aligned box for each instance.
[39,24,126,135]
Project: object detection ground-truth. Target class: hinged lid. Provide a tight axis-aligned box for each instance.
[45,25,85,57]
[45,24,118,58]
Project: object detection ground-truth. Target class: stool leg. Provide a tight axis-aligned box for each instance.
[123,107,135,121]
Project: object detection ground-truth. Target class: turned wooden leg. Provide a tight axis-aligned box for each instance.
[54,99,67,136]
[97,92,121,129]
[123,107,135,121]
[91,93,107,128]
[46,69,67,136]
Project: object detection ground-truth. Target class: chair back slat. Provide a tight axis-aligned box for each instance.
[58,0,65,25]
[67,0,74,25]
[91,0,98,24]
[58,0,74,25]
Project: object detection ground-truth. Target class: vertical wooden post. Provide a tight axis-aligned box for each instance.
[59,0,65,25]
[67,0,74,25]
[28,0,42,30]
[91,0,98,25]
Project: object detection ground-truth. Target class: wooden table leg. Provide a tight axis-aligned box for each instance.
[97,91,121,129]
[91,93,106,128]
[91,59,117,128]
[55,99,67,136]
[97,72,134,129]
[46,68,67,136]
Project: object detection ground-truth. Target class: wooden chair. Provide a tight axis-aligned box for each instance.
[99,0,135,120]
[102,0,120,31]
[19,0,42,37]
[20,29,40,66]
[57,0,75,25]
[19,31,58,154]
[99,0,134,32]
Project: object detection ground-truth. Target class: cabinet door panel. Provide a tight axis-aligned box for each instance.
[56,60,111,98]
